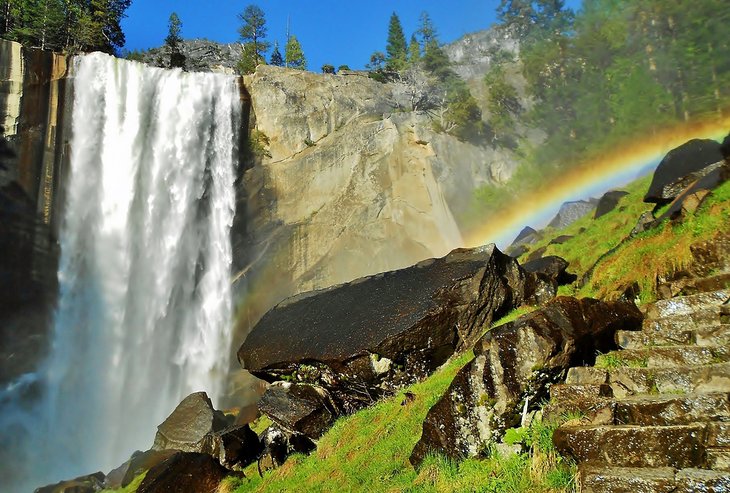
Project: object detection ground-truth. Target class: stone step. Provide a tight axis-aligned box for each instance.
[597,345,730,368]
[565,362,730,397]
[645,289,730,319]
[707,449,730,471]
[578,466,730,493]
[616,324,730,349]
[642,311,725,335]
[547,390,730,427]
[614,393,730,426]
[554,424,706,469]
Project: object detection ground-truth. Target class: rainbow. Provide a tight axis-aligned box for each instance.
[463,116,730,249]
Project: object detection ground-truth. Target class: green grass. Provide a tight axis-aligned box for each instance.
[595,352,648,369]
[516,175,730,303]
[220,336,574,493]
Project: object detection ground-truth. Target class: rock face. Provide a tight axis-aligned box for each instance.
[0,39,69,385]
[409,296,643,467]
[232,65,520,379]
[547,200,598,229]
[644,138,724,204]
[240,245,555,413]
[34,472,105,493]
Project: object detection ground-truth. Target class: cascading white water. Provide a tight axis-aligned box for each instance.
[0,52,240,491]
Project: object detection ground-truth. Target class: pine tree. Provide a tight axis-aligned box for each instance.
[385,12,407,71]
[165,12,185,69]
[408,34,420,64]
[237,4,270,74]
[285,34,306,70]
[270,40,283,66]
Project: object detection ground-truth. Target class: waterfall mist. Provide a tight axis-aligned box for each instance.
[0,52,240,491]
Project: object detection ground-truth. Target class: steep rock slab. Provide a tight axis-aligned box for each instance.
[644,138,723,204]
[409,296,642,466]
[239,245,555,411]
[522,255,576,285]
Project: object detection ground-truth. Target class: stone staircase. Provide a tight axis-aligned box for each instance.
[547,285,730,492]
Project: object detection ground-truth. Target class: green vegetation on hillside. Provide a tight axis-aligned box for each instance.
[470,0,730,226]
[0,0,131,53]
[223,349,573,493]
[518,175,730,303]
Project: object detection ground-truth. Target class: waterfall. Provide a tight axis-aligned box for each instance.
[0,52,240,491]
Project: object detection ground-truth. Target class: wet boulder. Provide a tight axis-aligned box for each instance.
[653,163,729,224]
[257,424,316,473]
[548,235,573,245]
[239,245,555,412]
[644,138,723,204]
[594,190,629,219]
[105,450,178,490]
[521,255,576,285]
[409,296,642,467]
[258,382,339,439]
[152,392,230,453]
[136,452,228,493]
[151,391,262,469]
[34,472,105,493]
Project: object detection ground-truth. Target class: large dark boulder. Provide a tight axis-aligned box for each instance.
[257,424,316,474]
[653,163,729,224]
[259,382,339,439]
[594,190,629,219]
[547,200,597,230]
[522,255,576,285]
[136,452,228,493]
[239,245,556,412]
[409,296,642,467]
[644,139,723,204]
[104,450,178,490]
[152,392,230,453]
[151,391,262,469]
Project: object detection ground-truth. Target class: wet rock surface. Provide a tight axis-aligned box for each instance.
[550,287,730,491]
[521,255,576,285]
[410,296,642,466]
[104,450,178,490]
[136,452,229,493]
[644,138,724,204]
[258,382,339,439]
[152,392,231,453]
[239,245,555,413]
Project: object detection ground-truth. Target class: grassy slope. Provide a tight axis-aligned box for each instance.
[224,348,572,493]
[110,174,729,493]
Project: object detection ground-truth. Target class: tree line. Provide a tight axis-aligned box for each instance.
[0,0,131,53]
[468,0,730,221]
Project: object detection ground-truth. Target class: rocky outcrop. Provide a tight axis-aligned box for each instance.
[136,452,229,493]
[240,245,555,414]
[594,190,628,219]
[151,392,262,469]
[409,296,642,467]
[104,450,178,490]
[644,138,724,204]
[258,382,339,439]
[521,255,576,285]
[547,199,598,229]
[34,472,105,493]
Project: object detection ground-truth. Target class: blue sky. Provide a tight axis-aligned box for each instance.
[122,1,583,71]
